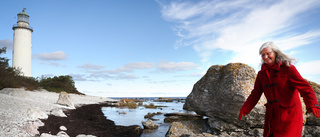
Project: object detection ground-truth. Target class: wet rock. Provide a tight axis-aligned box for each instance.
[144,112,163,119]
[164,112,203,123]
[141,119,158,129]
[154,97,173,102]
[166,119,213,137]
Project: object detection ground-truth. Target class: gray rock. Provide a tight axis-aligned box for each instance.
[164,112,203,123]
[303,125,320,137]
[166,119,214,137]
[144,112,162,119]
[56,91,74,108]
[141,119,158,129]
[51,108,67,117]
[183,63,266,129]
[27,107,48,120]
[154,97,174,102]
[59,126,67,131]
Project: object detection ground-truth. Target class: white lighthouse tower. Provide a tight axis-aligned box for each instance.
[12,8,33,77]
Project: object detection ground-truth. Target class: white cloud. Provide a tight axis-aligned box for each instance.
[176,72,204,78]
[78,62,154,81]
[296,60,320,76]
[159,0,320,65]
[124,62,154,69]
[0,39,13,50]
[296,60,320,84]
[78,63,104,70]
[157,61,198,72]
[95,62,154,74]
[70,73,88,81]
[275,31,320,50]
[33,51,67,61]
[39,62,66,67]
[117,74,138,80]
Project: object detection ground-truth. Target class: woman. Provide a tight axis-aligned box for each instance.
[239,42,320,137]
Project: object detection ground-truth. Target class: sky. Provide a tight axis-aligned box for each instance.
[1,0,320,97]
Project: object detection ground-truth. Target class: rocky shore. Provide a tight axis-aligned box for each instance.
[38,102,143,137]
[0,88,142,137]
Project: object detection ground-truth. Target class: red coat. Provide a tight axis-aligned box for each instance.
[240,62,319,137]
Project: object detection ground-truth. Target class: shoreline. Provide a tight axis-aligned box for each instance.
[38,102,143,137]
[0,88,142,136]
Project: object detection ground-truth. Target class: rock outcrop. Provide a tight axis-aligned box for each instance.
[183,63,266,130]
[181,63,320,136]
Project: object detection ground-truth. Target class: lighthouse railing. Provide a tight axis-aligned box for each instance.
[12,24,33,32]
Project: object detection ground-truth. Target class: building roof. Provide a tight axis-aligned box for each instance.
[18,8,29,16]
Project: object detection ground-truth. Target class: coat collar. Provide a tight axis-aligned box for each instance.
[261,61,282,72]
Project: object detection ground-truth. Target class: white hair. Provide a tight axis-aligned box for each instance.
[259,42,296,67]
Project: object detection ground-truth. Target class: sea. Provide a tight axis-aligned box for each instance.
[102,97,195,137]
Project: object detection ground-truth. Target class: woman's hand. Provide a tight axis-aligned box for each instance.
[239,110,246,120]
[311,107,320,118]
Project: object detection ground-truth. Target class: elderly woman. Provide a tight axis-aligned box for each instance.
[239,42,320,137]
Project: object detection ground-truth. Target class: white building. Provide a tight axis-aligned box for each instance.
[12,8,33,77]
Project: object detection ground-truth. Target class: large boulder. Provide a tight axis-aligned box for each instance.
[183,63,266,130]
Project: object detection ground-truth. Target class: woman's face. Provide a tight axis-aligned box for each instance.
[261,47,276,65]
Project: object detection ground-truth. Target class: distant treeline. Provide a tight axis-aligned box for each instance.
[0,47,83,95]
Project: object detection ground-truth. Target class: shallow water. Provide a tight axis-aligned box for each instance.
[101,98,195,137]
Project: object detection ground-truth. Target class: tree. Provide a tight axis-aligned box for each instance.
[0,47,39,90]
[39,75,82,94]
[0,47,9,68]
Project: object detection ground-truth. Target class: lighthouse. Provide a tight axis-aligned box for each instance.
[12,8,33,77]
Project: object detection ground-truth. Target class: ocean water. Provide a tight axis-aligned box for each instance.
[101,97,195,137]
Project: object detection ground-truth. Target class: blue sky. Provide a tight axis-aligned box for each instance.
[1,0,320,97]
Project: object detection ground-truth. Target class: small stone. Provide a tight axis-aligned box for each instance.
[141,119,158,129]
[60,126,67,131]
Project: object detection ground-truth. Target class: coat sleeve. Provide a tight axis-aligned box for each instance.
[288,65,320,110]
[240,71,264,114]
